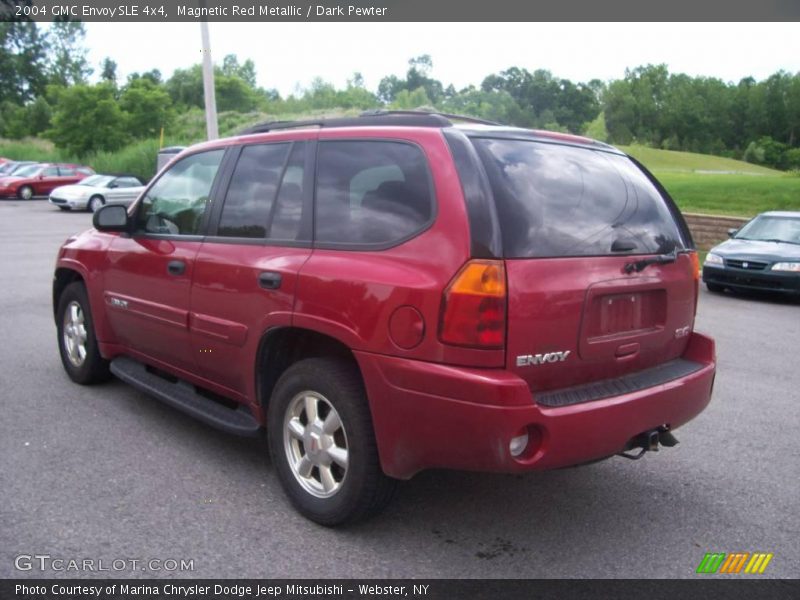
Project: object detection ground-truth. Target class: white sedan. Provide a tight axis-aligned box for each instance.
[49,174,145,212]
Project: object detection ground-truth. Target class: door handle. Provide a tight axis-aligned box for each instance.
[167,260,186,276]
[258,271,282,290]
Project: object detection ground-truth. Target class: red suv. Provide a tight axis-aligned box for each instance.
[53,112,715,525]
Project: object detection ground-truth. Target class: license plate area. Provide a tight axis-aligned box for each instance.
[586,290,666,339]
[579,279,668,361]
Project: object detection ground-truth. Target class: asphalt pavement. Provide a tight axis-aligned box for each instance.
[1,199,798,579]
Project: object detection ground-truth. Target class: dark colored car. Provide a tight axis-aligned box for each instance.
[52,112,716,525]
[703,211,800,296]
[0,163,94,200]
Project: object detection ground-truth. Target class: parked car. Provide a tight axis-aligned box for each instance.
[0,163,94,199]
[703,211,800,296]
[49,174,146,212]
[0,160,38,176]
[52,112,716,525]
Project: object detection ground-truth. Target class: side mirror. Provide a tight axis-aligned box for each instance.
[93,204,129,232]
[727,228,738,238]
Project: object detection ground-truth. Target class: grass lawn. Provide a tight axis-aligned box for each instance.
[620,144,781,175]
[617,144,800,218]
[654,173,800,218]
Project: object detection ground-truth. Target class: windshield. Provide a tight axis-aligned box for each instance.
[79,175,113,187]
[12,165,42,178]
[472,138,685,258]
[736,215,800,245]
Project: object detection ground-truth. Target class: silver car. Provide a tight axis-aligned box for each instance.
[49,174,145,212]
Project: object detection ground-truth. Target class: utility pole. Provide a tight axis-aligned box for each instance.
[199,5,219,140]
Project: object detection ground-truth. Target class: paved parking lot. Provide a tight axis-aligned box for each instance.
[1,199,798,579]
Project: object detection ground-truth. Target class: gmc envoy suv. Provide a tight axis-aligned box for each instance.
[53,112,716,525]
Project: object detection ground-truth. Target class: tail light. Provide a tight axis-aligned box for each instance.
[689,251,700,317]
[439,260,506,348]
[689,251,701,281]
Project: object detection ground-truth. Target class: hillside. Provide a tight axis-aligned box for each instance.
[619,144,781,176]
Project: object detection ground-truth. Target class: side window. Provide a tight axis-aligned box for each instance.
[266,143,305,241]
[135,149,224,236]
[42,166,59,177]
[59,167,76,176]
[217,143,290,239]
[315,141,433,246]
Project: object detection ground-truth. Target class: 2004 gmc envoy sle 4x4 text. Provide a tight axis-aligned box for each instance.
[52,111,716,525]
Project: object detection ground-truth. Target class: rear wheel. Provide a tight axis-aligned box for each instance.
[706,282,725,293]
[56,282,111,384]
[18,185,33,200]
[88,195,105,213]
[267,358,396,526]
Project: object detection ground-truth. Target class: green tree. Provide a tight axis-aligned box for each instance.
[377,55,444,105]
[442,87,524,124]
[0,22,49,104]
[603,79,636,144]
[47,21,92,86]
[100,57,117,86]
[119,78,174,138]
[222,54,257,87]
[48,83,129,156]
[390,87,432,110]
[166,62,260,112]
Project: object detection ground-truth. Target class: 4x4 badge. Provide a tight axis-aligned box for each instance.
[517,351,571,367]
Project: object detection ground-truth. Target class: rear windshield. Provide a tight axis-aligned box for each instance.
[472,138,685,258]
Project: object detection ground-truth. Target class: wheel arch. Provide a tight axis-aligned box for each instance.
[53,267,85,322]
[255,327,361,416]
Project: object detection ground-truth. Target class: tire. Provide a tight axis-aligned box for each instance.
[267,357,397,526]
[706,282,725,293]
[18,186,33,200]
[88,195,105,213]
[56,282,111,385]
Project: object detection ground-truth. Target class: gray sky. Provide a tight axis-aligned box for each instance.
[83,22,800,96]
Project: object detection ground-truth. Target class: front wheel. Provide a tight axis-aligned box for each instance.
[56,282,111,384]
[267,358,397,526]
[18,186,33,200]
[88,195,105,212]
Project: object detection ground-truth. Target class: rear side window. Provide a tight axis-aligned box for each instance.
[472,138,685,258]
[217,143,291,239]
[315,141,433,247]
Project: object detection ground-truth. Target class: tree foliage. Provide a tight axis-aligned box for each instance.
[48,84,129,156]
[2,21,800,170]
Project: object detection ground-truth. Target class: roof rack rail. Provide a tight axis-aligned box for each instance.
[240,110,503,135]
[240,113,451,135]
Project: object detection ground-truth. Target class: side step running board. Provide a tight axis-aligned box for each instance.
[110,357,261,437]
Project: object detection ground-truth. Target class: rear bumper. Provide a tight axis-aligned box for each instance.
[703,265,800,295]
[356,332,715,479]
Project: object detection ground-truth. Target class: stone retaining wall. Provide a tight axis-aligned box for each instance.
[683,213,750,251]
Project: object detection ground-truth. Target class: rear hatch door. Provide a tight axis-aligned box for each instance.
[471,136,697,396]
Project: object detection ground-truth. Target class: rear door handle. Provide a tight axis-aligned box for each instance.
[167,260,186,276]
[258,271,282,290]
